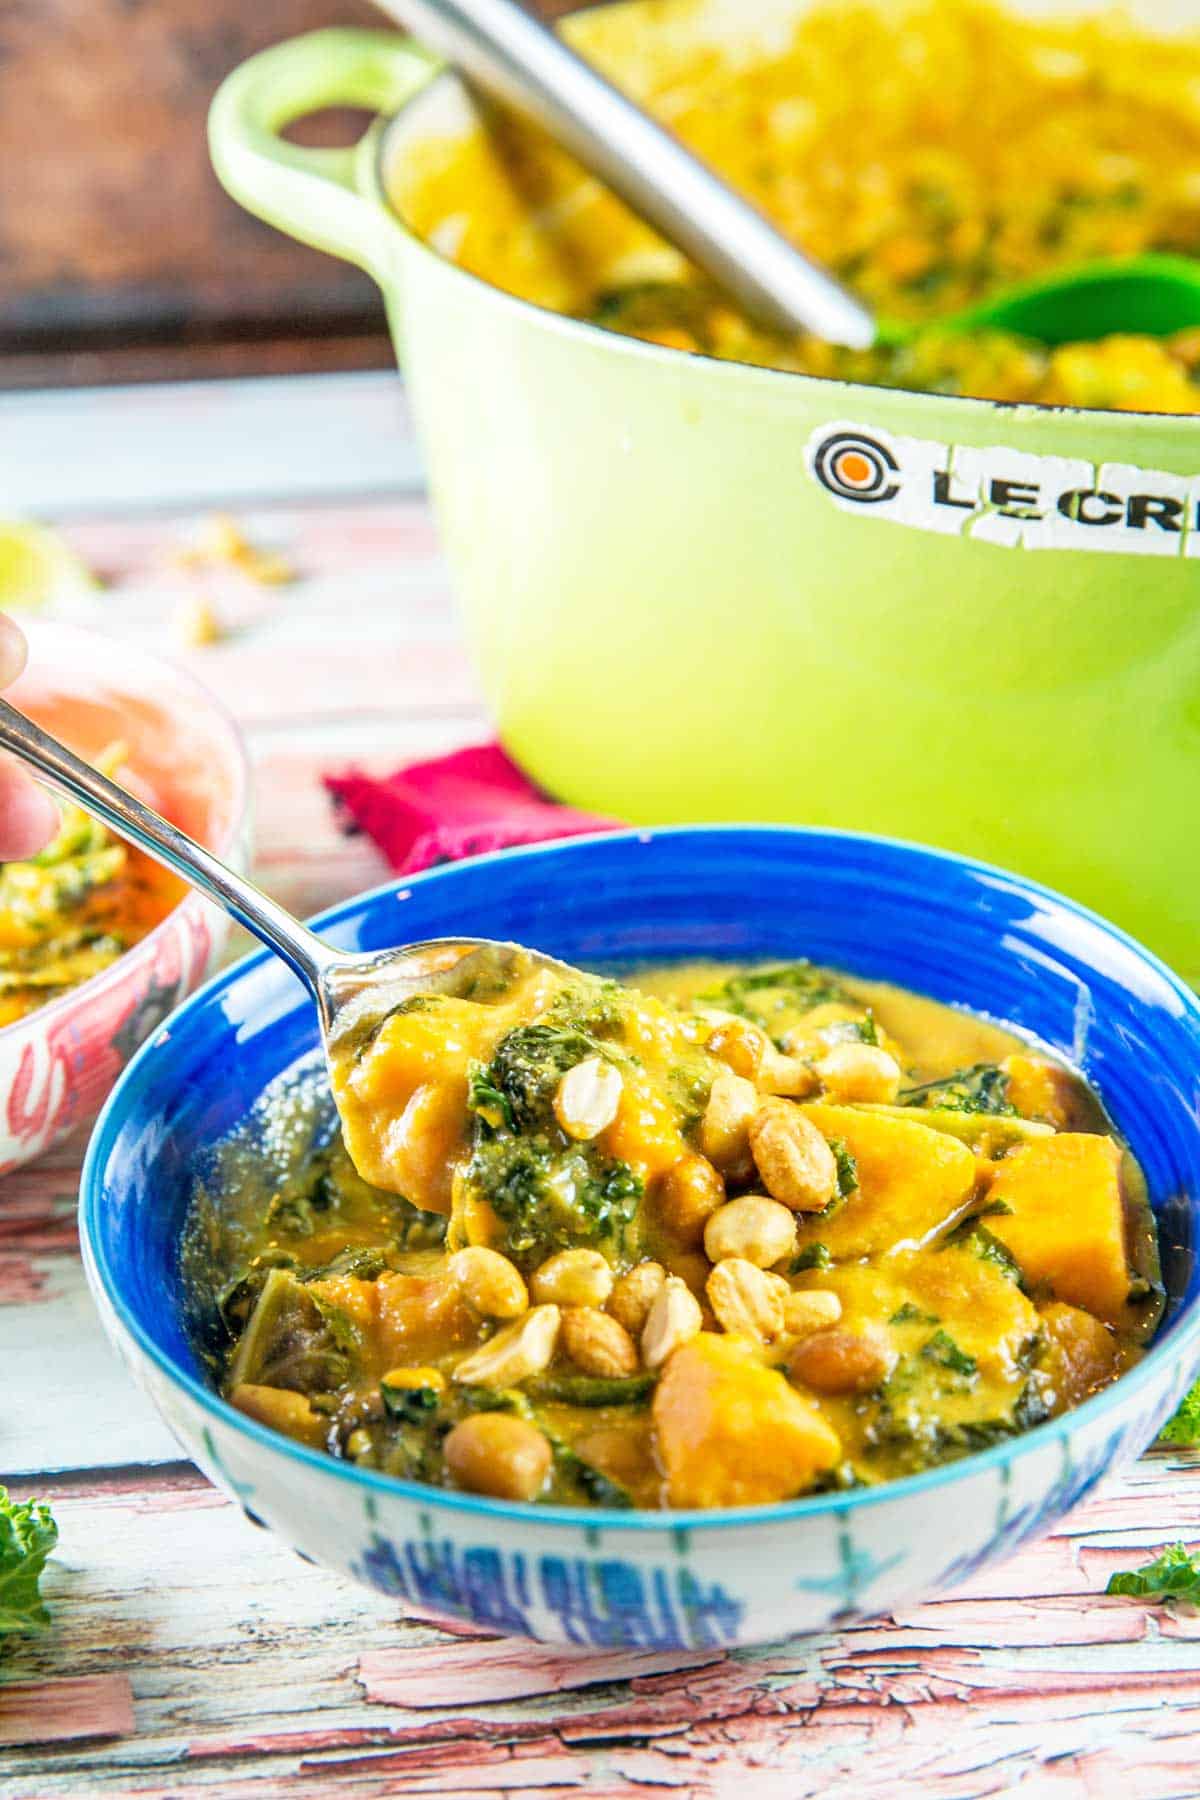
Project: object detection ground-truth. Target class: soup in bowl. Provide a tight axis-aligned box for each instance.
[0,622,250,1170]
[81,829,1200,1645]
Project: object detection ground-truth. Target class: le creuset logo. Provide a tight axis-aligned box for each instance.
[807,422,1200,557]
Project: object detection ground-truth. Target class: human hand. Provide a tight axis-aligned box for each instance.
[0,616,60,860]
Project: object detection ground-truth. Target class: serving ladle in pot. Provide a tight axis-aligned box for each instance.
[379,0,1200,349]
[0,697,574,1070]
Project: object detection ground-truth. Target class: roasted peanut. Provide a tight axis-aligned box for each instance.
[641,1276,703,1369]
[749,1100,839,1211]
[561,1306,640,1377]
[703,1194,797,1268]
[700,1070,759,1169]
[706,1258,785,1342]
[448,1246,529,1319]
[608,1261,667,1336]
[780,1289,843,1340]
[444,1413,553,1501]
[814,1042,902,1103]
[657,1153,725,1246]
[788,1323,894,1394]
[757,1046,819,1099]
[531,1247,614,1309]
[554,1056,623,1139]
[453,1304,561,1387]
[705,1016,769,1079]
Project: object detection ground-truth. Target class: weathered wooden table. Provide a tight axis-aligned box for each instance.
[3,373,1200,1798]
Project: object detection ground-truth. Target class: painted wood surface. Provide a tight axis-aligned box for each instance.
[2,372,1199,1797]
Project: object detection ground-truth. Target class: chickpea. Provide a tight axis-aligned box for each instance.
[705,1016,768,1079]
[657,1153,725,1246]
[788,1324,895,1395]
[608,1261,667,1336]
[561,1306,639,1377]
[531,1248,614,1309]
[700,1070,759,1171]
[780,1289,843,1340]
[815,1042,902,1104]
[444,1413,552,1502]
[703,1194,796,1269]
[757,1046,819,1099]
[749,1100,838,1211]
[448,1246,529,1319]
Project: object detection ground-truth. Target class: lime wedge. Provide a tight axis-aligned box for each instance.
[0,521,99,616]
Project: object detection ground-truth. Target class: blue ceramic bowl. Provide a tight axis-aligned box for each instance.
[81,828,1200,1648]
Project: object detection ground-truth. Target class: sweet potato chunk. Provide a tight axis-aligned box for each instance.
[795,1103,977,1258]
[1038,1301,1119,1411]
[1003,1054,1089,1131]
[985,1135,1130,1321]
[652,1333,840,1507]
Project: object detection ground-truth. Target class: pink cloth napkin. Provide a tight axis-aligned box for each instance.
[325,742,619,874]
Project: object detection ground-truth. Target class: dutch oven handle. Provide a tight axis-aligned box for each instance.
[209,30,438,287]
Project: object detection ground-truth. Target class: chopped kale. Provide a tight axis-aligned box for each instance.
[947,1223,1025,1287]
[467,1063,515,1132]
[1107,1543,1200,1603]
[549,1443,633,1509]
[471,1021,609,1133]
[466,1131,643,1266]
[899,1063,1015,1116]
[381,1378,443,1424]
[791,1243,833,1273]
[866,1374,1047,1471]
[890,1301,940,1326]
[831,1139,859,1199]
[228,1268,359,1392]
[543,980,629,1037]
[921,1329,979,1381]
[697,961,853,1043]
[528,1373,655,1408]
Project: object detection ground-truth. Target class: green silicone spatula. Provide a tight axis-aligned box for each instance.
[376,0,1200,350]
[883,253,1200,348]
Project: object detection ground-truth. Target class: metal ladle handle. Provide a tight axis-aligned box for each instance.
[380,0,875,347]
[0,697,332,992]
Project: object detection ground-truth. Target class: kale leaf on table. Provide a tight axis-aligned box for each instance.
[0,1489,58,1643]
[1107,1542,1200,1603]
[1159,1380,1200,1447]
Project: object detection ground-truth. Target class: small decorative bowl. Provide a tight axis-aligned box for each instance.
[1,621,250,1171]
[81,829,1200,1648]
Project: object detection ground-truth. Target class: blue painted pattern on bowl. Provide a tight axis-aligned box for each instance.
[80,828,1200,1647]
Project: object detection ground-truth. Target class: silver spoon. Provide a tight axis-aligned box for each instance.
[0,697,572,1059]
[379,0,874,348]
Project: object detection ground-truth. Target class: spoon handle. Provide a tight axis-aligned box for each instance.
[381,0,875,347]
[0,697,333,992]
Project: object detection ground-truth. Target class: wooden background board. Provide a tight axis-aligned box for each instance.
[1,372,1200,1794]
[0,0,574,390]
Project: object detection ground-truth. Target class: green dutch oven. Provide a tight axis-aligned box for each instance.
[210,1,1200,981]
